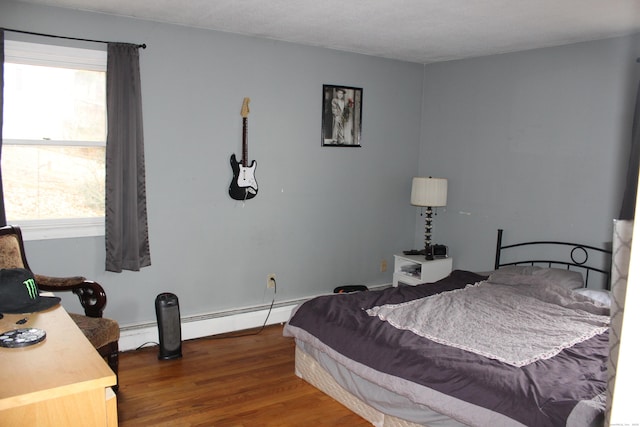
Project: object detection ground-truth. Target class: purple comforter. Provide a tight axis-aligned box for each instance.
[284,270,607,427]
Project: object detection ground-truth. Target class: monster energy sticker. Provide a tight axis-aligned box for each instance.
[23,278,38,300]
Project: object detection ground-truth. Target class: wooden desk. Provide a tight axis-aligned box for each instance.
[0,305,117,426]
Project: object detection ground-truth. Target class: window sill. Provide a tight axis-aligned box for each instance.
[14,218,105,241]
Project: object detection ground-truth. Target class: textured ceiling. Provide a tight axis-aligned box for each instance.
[15,0,640,63]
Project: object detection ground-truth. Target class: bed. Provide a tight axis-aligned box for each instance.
[283,229,612,427]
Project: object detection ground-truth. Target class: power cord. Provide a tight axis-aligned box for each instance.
[208,276,277,340]
[135,341,159,350]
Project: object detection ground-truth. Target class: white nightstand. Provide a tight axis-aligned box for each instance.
[393,254,453,286]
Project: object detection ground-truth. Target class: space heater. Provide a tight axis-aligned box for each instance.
[155,292,183,360]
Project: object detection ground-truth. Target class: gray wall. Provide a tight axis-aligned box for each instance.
[418,35,640,274]
[3,0,639,325]
[1,0,423,325]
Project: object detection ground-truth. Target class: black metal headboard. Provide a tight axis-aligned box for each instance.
[494,229,612,289]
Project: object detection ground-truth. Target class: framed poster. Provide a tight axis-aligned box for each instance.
[321,85,362,147]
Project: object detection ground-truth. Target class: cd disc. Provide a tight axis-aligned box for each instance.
[0,328,46,348]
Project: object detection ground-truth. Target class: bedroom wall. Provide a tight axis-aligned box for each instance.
[418,34,640,276]
[0,0,424,326]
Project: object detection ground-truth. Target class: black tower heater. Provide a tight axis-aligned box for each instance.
[155,292,182,360]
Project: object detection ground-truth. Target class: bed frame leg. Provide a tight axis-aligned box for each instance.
[494,229,503,270]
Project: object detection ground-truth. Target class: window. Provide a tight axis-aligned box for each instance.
[2,41,107,240]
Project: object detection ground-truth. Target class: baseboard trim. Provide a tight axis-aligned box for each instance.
[118,284,390,352]
[119,301,299,351]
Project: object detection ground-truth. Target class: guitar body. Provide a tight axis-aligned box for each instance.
[229,153,258,200]
[229,98,258,201]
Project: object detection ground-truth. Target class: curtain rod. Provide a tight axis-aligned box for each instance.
[1,27,146,49]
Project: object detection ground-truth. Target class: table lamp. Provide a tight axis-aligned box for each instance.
[411,177,448,260]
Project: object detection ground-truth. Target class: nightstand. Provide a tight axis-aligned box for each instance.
[393,254,453,286]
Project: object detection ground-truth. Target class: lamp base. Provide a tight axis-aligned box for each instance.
[424,245,434,260]
[424,207,434,260]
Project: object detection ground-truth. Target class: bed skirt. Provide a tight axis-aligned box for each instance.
[295,345,426,427]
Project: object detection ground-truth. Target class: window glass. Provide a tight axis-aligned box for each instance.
[2,41,107,238]
[2,145,105,220]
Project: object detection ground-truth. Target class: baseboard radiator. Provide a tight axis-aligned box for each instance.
[118,284,390,351]
[118,299,299,351]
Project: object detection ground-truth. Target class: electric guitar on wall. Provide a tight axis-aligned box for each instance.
[229,97,258,200]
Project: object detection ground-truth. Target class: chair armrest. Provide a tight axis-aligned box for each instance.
[36,275,107,318]
[35,274,87,289]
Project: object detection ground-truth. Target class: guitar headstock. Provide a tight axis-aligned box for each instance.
[240,97,250,118]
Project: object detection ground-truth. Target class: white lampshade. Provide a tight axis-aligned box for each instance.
[411,177,448,207]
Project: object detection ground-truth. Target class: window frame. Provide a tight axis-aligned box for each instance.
[2,40,107,241]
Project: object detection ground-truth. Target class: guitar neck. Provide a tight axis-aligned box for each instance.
[242,117,248,167]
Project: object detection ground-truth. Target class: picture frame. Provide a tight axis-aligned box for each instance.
[321,85,363,147]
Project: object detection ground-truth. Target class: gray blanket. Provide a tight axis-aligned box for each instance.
[285,270,608,426]
[367,274,609,367]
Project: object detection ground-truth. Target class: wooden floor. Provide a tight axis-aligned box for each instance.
[117,324,371,426]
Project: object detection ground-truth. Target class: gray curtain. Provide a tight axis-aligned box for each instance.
[0,30,7,227]
[619,77,640,220]
[105,43,151,272]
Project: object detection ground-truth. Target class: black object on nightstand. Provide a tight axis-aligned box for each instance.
[334,285,368,293]
[403,249,424,256]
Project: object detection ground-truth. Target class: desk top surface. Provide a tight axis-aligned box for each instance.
[0,304,116,410]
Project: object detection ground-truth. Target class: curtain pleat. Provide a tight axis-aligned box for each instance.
[0,30,7,226]
[105,43,151,272]
[619,78,640,220]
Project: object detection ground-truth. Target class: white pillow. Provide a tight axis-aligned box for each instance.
[495,266,584,290]
[573,289,611,307]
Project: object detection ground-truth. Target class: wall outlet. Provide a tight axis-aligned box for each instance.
[380,259,387,272]
[267,274,276,289]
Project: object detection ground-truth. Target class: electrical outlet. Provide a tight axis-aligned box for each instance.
[380,259,387,273]
[267,274,276,289]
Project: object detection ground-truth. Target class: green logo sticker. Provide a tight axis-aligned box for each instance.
[23,278,38,300]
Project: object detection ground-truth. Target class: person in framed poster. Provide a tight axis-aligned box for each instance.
[322,85,362,147]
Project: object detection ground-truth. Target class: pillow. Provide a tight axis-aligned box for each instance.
[494,266,584,290]
[573,289,611,307]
